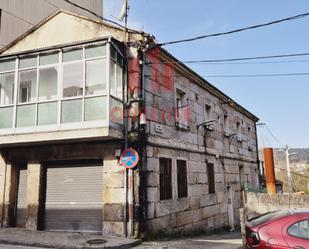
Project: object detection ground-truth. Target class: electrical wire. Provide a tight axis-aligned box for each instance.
[147,52,309,65]
[203,72,309,78]
[145,72,309,78]
[159,11,309,46]
[185,59,309,65]
[63,0,143,34]
[257,124,285,147]
[275,167,309,179]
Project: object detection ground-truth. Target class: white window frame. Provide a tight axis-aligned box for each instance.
[0,40,123,135]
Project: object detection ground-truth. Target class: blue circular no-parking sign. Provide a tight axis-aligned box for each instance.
[120,148,139,169]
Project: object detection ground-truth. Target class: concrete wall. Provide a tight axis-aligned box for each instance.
[0,0,103,48]
[143,50,259,235]
[240,192,309,242]
[245,192,309,219]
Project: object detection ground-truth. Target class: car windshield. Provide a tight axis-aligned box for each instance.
[249,210,290,226]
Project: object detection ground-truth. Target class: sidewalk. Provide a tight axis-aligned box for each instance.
[134,231,243,249]
[0,228,141,249]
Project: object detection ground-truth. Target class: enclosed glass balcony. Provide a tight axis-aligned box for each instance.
[0,40,124,138]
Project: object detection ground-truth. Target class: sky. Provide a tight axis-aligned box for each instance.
[104,0,309,148]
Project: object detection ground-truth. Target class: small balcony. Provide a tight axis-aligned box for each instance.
[0,39,124,146]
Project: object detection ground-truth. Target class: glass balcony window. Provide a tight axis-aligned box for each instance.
[0,58,15,72]
[63,48,83,62]
[86,59,106,95]
[61,99,82,123]
[0,73,15,106]
[38,102,58,125]
[39,66,58,101]
[19,56,37,69]
[85,44,106,59]
[16,104,36,127]
[0,107,13,129]
[63,62,83,98]
[0,41,124,133]
[18,70,37,103]
[40,52,59,66]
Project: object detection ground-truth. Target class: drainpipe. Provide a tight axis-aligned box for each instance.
[254,123,261,189]
[139,49,147,238]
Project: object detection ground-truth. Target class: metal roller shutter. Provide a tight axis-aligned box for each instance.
[44,162,103,232]
[16,168,27,227]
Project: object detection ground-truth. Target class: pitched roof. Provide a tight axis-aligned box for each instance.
[0,10,145,55]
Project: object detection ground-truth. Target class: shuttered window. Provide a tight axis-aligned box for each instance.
[159,158,172,200]
[207,163,215,194]
[177,160,188,198]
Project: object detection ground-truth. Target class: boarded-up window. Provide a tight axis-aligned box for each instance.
[159,158,172,200]
[207,163,215,194]
[177,160,188,198]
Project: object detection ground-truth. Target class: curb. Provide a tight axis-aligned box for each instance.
[0,238,142,249]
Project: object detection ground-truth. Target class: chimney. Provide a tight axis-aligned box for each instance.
[263,148,276,194]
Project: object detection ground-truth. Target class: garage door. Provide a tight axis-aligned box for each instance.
[44,161,103,232]
[16,168,27,227]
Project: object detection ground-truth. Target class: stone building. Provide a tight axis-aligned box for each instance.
[0,11,259,237]
[0,0,103,49]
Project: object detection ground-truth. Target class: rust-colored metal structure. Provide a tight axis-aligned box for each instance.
[263,148,276,194]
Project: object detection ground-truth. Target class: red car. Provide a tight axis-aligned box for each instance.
[245,208,309,249]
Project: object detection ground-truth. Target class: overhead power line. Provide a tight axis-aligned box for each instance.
[169,52,309,64]
[180,59,309,65]
[276,167,309,180]
[204,72,309,78]
[63,0,142,34]
[160,11,309,46]
[147,51,309,66]
[257,123,285,147]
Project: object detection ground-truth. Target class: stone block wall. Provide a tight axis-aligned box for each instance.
[146,145,258,235]
[143,49,260,235]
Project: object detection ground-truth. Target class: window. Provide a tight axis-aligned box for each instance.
[224,114,228,128]
[205,104,211,122]
[288,219,309,239]
[207,163,215,194]
[0,58,15,129]
[39,66,58,101]
[0,73,14,106]
[110,46,123,100]
[239,165,245,189]
[0,42,123,131]
[62,62,83,98]
[177,160,188,198]
[18,70,37,103]
[159,158,172,200]
[175,89,188,128]
[86,59,106,95]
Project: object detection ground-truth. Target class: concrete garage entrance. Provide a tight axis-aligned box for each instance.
[42,160,103,233]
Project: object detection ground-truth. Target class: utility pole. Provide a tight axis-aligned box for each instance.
[285,145,292,194]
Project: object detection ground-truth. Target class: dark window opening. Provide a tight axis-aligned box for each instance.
[177,160,188,198]
[159,158,172,200]
[205,104,211,122]
[207,163,215,194]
